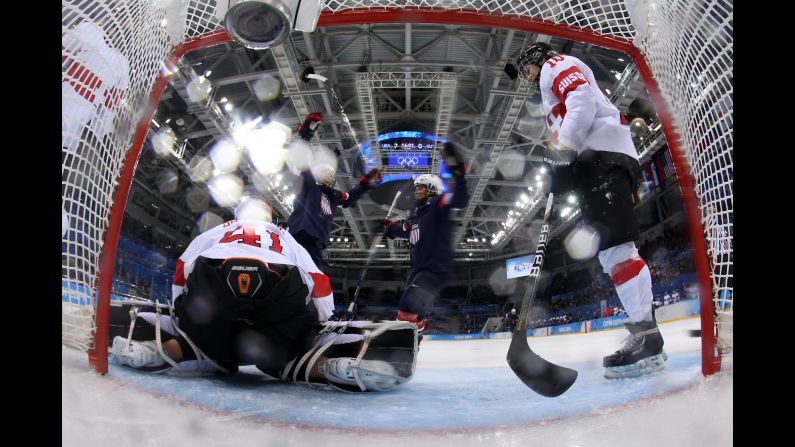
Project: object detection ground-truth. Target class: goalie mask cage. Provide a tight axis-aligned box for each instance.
[62,0,732,375]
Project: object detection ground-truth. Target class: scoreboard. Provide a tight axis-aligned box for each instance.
[360,131,444,169]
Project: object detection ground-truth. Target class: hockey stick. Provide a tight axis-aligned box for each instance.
[506,193,578,397]
[304,71,371,176]
[347,190,403,315]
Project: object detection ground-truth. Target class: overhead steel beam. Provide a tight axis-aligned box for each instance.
[432,73,457,172]
[361,71,458,89]
[452,29,518,246]
[271,40,366,250]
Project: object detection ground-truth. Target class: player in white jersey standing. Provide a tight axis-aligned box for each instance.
[517,42,666,379]
[62,19,130,153]
[109,197,417,391]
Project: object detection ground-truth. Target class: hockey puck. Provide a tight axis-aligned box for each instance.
[688,329,701,337]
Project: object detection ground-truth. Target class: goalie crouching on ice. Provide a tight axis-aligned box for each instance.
[109,197,417,392]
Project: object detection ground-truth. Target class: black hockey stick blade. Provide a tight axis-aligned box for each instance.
[506,192,577,397]
[507,333,578,397]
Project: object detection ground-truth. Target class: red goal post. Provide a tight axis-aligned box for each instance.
[61,0,732,376]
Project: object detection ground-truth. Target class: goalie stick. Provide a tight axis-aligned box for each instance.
[346,190,403,316]
[507,192,578,397]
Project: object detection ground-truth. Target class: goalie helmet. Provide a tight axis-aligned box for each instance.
[234,196,273,223]
[414,174,443,195]
[517,42,558,88]
[312,164,337,188]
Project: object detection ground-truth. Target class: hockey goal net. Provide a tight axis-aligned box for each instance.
[62,0,732,375]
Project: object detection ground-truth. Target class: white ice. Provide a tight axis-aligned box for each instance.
[62,317,732,446]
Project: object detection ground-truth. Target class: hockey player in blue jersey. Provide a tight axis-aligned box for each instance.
[287,111,382,271]
[384,142,469,340]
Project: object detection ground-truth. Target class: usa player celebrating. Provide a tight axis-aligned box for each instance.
[384,142,469,341]
[287,111,382,271]
[517,42,665,379]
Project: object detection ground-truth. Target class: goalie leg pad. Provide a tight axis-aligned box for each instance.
[319,357,407,392]
[109,336,170,372]
[282,320,418,392]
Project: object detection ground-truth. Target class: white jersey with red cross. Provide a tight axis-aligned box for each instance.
[171,219,335,321]
[538,54,637,159]
[62,21,129,150]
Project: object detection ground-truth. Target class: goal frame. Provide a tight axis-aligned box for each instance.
[86,7,720,376]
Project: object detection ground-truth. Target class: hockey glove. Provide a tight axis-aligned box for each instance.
[298,111,324,141]
[382,219,398,237]
[540,146,578,195]
[441,142,467,177]
[359,168,383,188]
[542,145,577,166]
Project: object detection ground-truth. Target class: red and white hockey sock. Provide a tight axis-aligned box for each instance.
[397,310,426,333]
[598,242,654,323]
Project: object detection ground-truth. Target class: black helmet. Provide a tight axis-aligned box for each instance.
[516,42,558,85]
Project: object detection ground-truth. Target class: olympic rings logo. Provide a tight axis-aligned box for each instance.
[397,156,420,166]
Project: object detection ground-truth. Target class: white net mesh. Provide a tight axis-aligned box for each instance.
[62,0,175,350]
[62,0,732,366]
[632,0,733,330]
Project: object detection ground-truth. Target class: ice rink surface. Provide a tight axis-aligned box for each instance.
[62,317,732,446]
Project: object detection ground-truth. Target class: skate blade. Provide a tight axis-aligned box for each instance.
[604,351,667,380]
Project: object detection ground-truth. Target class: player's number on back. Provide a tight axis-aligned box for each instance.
[545,55,565,68]
[220,224,283,253]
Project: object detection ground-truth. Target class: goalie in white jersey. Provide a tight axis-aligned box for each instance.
[109,197,418,392]
[517,43,666,379]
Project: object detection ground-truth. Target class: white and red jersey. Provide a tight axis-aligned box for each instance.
[62,21,129,150]
[171,219,335,321]
[538,54,637,159]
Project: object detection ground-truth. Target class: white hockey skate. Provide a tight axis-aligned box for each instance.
[109,336,170,372]
[319,357,406,392]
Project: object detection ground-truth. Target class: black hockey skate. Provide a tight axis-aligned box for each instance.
[603,321,667,379]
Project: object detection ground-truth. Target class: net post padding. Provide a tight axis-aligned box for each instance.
[89,8,719,376]
[89,29,232,374]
